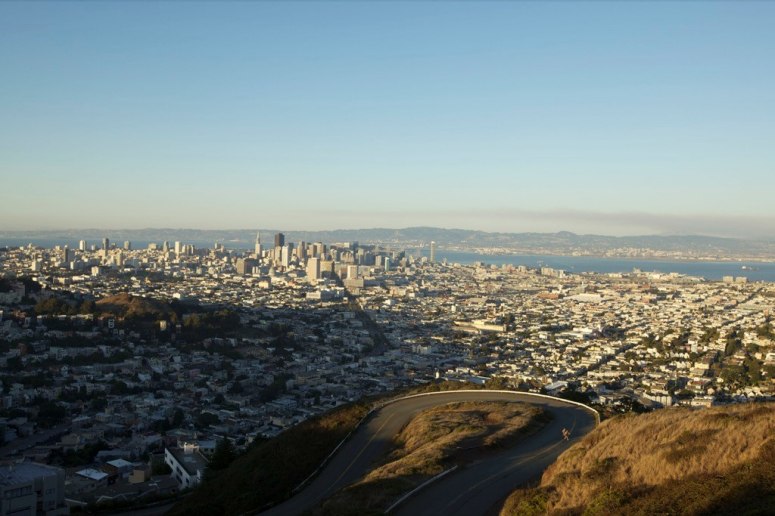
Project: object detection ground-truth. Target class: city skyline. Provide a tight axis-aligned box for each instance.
[2,2,774,236]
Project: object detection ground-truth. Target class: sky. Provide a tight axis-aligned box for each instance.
[1,2,774,237]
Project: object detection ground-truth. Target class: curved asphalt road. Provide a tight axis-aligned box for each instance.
[260,391,597,516]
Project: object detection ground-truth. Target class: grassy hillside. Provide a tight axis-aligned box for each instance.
[166,381,527,515]
[501,402,775,516]
[316,401,549,515]
[166,401,370,516]
[95,293,173,318]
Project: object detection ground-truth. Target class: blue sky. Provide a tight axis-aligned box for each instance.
[1,2,774,237]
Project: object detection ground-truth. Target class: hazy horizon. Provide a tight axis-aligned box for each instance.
[2,221,774,242]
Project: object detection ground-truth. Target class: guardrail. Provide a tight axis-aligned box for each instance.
[291,407,376,494]
[385,389,601,426]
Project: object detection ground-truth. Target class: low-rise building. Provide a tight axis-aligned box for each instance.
[0,462,68,516]
[164,443,208,490]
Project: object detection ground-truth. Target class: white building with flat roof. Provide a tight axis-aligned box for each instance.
[0,462,68,516]
[164,444,208,490]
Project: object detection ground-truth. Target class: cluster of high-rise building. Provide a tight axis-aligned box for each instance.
[234,233,397,283]
[2,232,775,513]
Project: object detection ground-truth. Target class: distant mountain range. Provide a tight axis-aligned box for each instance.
[2,227,775,258]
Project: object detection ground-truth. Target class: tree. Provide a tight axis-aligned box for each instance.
[228,381,244,394]
[207,437,236,472]
[79,300,97,314]
[37,401,67,428]
[0,278,13,293]
[110,380,130,395]
[6,356,23,372]
[172,408,185,427]
[559,389,593,404]
[196,412,220,429]
[152,461,172,476]
[748,359,762,384]
[485,376,510,389]
[35,297,74,316]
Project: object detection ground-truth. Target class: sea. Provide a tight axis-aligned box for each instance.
[413,250,775,283]
[3,238,775,282]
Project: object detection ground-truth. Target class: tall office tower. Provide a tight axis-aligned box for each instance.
[430,241,436,263]
[384,257,391,272]
[281,244,293,268]
[63,246,72,263]
[307,257,321,281]
[254,232,262,256]
[162,241,170,252]
[320,259,334,277]
[274,233,285,248]
[124,241,131,250]
[347,264,359,279]
[103,238,110,251]
[297,241,307,259]
[236,258,257,275]
[78,240,87,252]
[174,241,182,255]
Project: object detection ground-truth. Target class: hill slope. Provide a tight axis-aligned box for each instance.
[95,293,173,318]
[316,401,547,515]
[501,403,775,515]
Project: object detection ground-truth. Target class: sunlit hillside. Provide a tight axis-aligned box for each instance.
[501,403,775,515]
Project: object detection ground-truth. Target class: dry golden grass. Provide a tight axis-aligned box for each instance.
[500,402,775,516]
[316,401,547,515]
[95,292,171,317]
[368,401,543,480]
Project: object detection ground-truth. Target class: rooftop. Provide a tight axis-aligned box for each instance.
[168,447,208,476]
[0,462,61,486]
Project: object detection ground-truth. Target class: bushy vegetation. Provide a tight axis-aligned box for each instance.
[50,440,110,467]
[166,401,371,516]
[167,380,544,515]
[500,403,775,515]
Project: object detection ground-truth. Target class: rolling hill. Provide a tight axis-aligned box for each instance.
[501,402,775,515]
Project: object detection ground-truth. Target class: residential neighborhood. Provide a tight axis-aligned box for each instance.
[2,238,774,512]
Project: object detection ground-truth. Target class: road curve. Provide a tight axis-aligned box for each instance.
[260,390,597,516]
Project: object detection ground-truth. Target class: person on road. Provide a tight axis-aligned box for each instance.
[561,428,570,441]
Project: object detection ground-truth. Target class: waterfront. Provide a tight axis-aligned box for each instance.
[423,250,775,282]
[4,239,775,282]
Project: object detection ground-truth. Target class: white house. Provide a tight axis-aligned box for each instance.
[164,443,208,490]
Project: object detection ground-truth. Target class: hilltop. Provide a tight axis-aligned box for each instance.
[501,402,775,515]
[95,293,174,318]
[315,401,548,515]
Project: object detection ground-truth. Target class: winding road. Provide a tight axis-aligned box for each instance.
[259,390,598,516]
